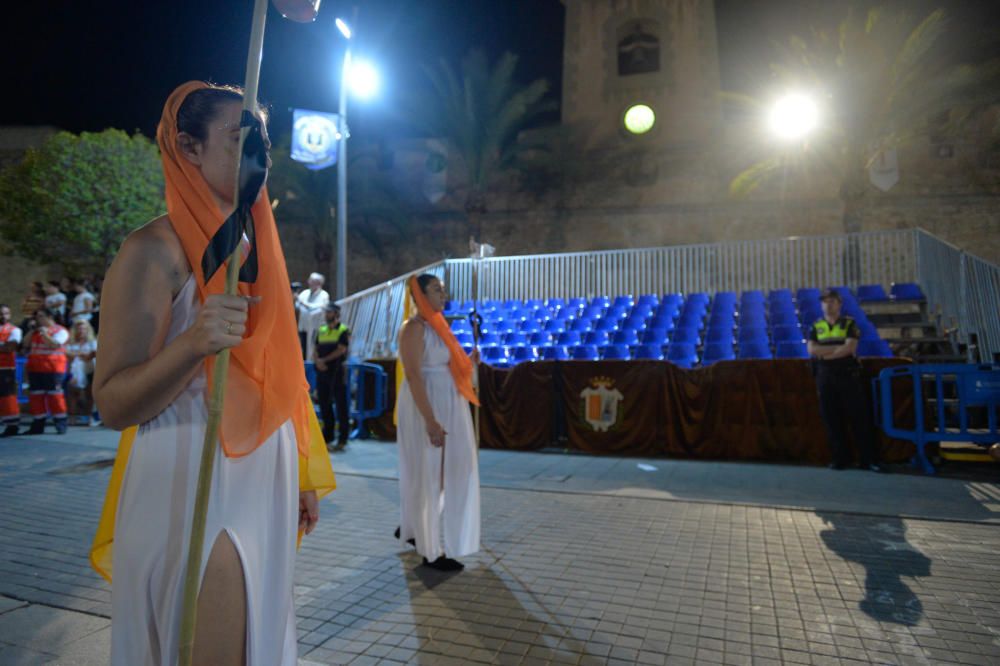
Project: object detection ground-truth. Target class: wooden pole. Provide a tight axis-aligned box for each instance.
[177,1,269,663]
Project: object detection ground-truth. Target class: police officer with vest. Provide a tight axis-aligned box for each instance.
[808,289,884,472]
[314,303,351,450]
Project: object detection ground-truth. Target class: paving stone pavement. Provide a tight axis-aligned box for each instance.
[1,431,999,665]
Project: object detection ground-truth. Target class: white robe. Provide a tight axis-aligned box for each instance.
[111,275,299,665]
[296,288,329,361]
[397,325,480,561]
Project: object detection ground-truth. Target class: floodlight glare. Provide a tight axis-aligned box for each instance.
[624,104,656,135]
[336,18,351,39]
[349,60,379,99]
[769,94,818,140]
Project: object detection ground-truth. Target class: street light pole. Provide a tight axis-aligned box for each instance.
[336,45,350,301]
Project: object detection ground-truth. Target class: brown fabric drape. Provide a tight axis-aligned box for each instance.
[368,358,916,466]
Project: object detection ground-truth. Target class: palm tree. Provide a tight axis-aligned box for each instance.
[728,6,1000,235]
[407,49,557,244]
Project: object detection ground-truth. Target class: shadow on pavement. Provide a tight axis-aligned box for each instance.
[816,511,931,626]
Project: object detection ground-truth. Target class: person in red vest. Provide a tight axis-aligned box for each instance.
[0,304,23,437]
[26,308,69,434]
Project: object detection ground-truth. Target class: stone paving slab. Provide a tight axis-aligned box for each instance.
[1,432,999,664]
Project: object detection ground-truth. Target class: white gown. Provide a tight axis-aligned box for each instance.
[397,323,480,562]
[111,275,299,665]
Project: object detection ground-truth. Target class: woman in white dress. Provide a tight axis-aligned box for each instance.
[396,274,481,571]
[92,82,334,666]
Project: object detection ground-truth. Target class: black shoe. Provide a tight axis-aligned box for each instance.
[828,462,846,470]
[333,440,347,451]
[0,425,18,438]
[27,420,45,435]
[393,526,416,547]
[422,556,464,572]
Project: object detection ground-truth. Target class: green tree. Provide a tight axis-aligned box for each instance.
[0,129,163,273]
[728,6,1000,234]
[407,50,557,243]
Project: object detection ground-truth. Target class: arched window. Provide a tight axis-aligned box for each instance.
[618,21,660,76]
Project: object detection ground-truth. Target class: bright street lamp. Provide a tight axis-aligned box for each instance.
[769,93,819,141]
[348,60,379,100]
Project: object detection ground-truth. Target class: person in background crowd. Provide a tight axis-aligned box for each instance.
[313,303,351,450]
[66,319,98,425]
[70,279,97,324]
[26,308,69,435]
[808,289,884,473]
[296,272,329,361]
[20,282,45,330]
[0,304,22,437]
[290,280,303,327]
[44,281,68,326]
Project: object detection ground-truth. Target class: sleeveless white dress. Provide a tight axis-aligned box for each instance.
[397,323,480,562]
[111,275,299,665]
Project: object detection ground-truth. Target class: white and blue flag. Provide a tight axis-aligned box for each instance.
[291,108,340,171]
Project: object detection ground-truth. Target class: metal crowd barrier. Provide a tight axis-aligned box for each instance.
[874,363,1000,474]
[305,359,388,440]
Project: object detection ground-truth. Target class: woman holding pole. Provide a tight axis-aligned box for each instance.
[396,274,481,571]
[91,81,334,665]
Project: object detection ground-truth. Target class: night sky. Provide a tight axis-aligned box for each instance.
[4,1,998,142]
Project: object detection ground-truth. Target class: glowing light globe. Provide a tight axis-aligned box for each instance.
[769,94,818,140]
[624,104,656,135]
[272,0,321,23]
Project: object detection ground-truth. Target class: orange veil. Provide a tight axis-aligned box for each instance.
[408,275,479,406]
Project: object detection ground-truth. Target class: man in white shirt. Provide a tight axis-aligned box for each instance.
[43,282,67,325]
[0,304,22,437]
[296,272,330,361]
[70,279,96,323]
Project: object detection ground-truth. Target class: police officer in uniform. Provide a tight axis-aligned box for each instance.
[314,303,351,450]
[808,289,884,472]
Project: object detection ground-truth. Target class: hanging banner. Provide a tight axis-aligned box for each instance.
[869,148,899,192]
[291,108,340,170]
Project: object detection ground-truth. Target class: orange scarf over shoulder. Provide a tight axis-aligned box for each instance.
[157,80,312,458]
[408,275,479,406]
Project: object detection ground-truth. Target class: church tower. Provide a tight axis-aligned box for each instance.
[561,0,722,150]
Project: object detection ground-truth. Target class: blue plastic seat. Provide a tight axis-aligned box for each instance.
[891,282,925,301]
[738,341,773,360]
[641,328,670,344]
[595,318,620,332]
[612,296,634,309]
[634,344,665,360]
[509,346,538,364]
[503,332,527,347]
[740,290,766,304]
[613,329,640,346]
[772,325,804,343]
[557,331,582,346]
[681,301,708,317]
[583,330,610,346]
[543,319,566,334]
[647,315,675,331]
[738,314,768,329]
[621,315,648,331]
[629,303,654,319]
[738,327,769,344]
[857,320,880,340]
[686,292,710,305]
[637,294,659,308]
[702,342,735,365]
[796,288,821,303]
[525,298,545,310]
[601,345,630,360]
[479,333,501,347]
[519,320,542,334]
[858,338,894,357]
[768,289,793,302]
[705,327,735,344]
[666,343,698,369]
[656,304,681,320]
[544,298,566,310]
[450,319,473,334]
[671,327,701,345]
[538,345,569,360]
[482,346,508,365]
[661,293,684,306]
[454,332,474,346]
[566,298,587,310]
[799,308,822,325]
[582,305,605,320]
[677,312,705,332]
[528,332,552,346]
[775,340,809,359]
[856,284,888,302]
[570,319,592,332]
[769,310,800,328]
[569,345,600,361]
[484,321,515,336]
[590,296,612,309]
[767,299,797,313]
[708,313,736,328]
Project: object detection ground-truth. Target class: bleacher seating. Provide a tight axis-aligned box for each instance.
[453,285,902,368]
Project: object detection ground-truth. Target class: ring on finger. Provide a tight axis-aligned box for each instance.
[226,322,233,335]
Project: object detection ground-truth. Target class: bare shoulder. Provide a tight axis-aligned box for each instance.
[399,317,425,341]
[108,215,190,295]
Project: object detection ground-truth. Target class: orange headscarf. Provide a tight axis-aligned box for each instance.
[157,81,312,458]
[408,275,479,406]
